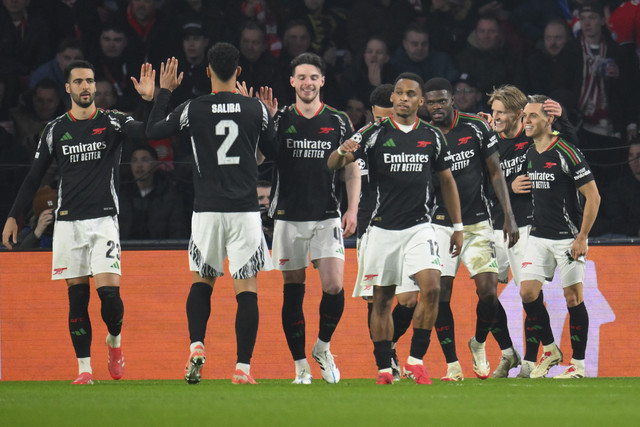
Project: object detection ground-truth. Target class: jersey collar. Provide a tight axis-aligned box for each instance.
[389,114,419,130]
[293,102,325,117]
[67,107,98,121]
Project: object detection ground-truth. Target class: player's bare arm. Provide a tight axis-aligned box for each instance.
[435,168,463,257]
[130,63,156,101]
[572,180,601,260]
[342,162,360,238]
[485,152,519,247]
[158,57,184,92]
[327,138,359,170]
[512,174,532,194]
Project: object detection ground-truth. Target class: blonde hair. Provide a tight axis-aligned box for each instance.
[487,85,527,112]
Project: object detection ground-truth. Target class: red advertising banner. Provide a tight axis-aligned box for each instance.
[0,246,637,381]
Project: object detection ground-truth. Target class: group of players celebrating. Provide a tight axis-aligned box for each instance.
[2,41,600,385]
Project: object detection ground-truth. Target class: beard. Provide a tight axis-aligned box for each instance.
[72,92,95,108]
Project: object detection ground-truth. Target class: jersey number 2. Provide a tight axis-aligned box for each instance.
[216,120,240,165]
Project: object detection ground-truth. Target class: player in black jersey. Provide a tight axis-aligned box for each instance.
[483,85,576,377]
[355,84,422,381]
[424,77,520,381]
[253,53,359,384]
[329,72,463,384]
[2,60,156,384]
[517,95,600,379]
[146,44,278,385]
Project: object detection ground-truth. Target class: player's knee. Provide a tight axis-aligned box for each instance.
[396,291,418,308]
[322,282,343,295]
[519,286,538,303]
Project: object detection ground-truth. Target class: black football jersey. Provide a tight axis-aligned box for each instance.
[525,137,594,239]
[432,111,498,226]
[147,89,278,213]
[352,115,449,231]
[9,108,145,221]
[269,103,354,221]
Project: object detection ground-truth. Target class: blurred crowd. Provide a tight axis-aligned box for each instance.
[1,0,639,244]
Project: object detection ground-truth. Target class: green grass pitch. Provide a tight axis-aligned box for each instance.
[1,378,639,426]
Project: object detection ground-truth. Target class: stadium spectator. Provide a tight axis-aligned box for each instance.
[341,36,399,109]
[292,0,349,62]
[0,125,29,225]
[14,185,56,249]
[608,0,640,64]
[120,0,177,66]
[455,14,525,104]
[10,79,64,157]
[556,1,640,186]
[94,79,118,110]
[604,140,640,237]
[119,144,188,240]
[452,72,485,114]
[29,38,85,107]
[43,0,102,52]
[347,0,416,55]
[0,0,53,78]
[167,0,230,46]
[425,0,474,56]
[171,21,211,108]
[237,21,282,96]
[90,23,143,113]
[344,96,368,130]
[524,18,576,99]
[391,23,459,84]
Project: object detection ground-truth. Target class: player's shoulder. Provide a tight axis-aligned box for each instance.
[549,136,584,163]
[322,103,353,127]
[458,111,492,130]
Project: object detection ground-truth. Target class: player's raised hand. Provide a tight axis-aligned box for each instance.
[236,81,254,98]
[258,86,278,117]
[131,63,156,101]
[2,217,18,250]
[478,111,494,129]
[159,57,183,92]
[543,99,562,118]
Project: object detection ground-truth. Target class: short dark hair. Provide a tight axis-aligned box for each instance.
[290,52,325,76]
[131,144,158,161]
[57,38,84,54]
[370,84,394,108]
[240,21,266,42]
[207,42,239,82]
[64,60,95,82]
[33,78,59,93]
[257,179,271,188]
[526,94,550,116]
[424,77,453,95]
[403,22,428,40]
[395,73,426,94]
[100,22,127,36]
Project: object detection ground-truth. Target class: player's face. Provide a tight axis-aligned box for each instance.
[284,25,311,57]
[391,79,423,119]
[491,100,522,134]
[346,98,365,126]
[100,30,127,58]
[579,11,604,40]
[240,29,266,62]
[290,64,325,104]
[364,39,389,66]
[523,103,552,139]
[476,18,500,51]
[544,23,568,57]
[424,89,454,125]
[371,105,393,122]
[628,144,640,180]
[402,31,429,62]
[453,83,480,112]
[66,68,96,109]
